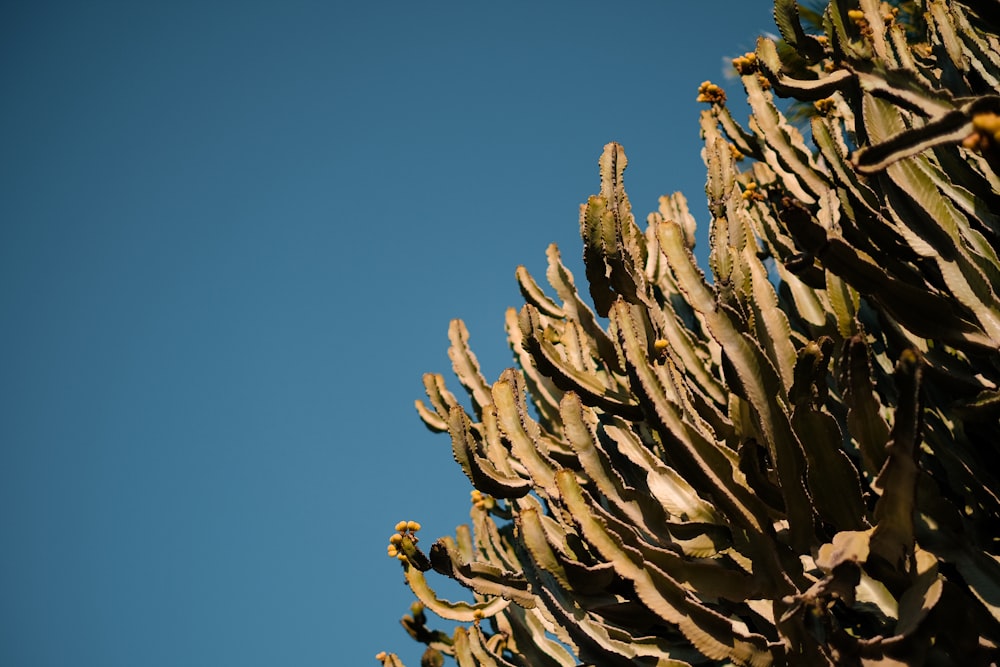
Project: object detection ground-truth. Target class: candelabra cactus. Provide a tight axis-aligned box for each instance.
[377,0,1000,664]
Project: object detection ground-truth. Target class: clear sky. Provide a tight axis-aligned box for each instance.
[1,2,775,665]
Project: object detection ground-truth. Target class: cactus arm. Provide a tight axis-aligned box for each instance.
[449,627,478,667]
[788,340,869,532]
[928,0,968,84]
[744,239,798,392]
[515,265,564,319]
[581,193,642,314]
[810,115,882,213]
[712,106,762,160]
[772,0,827,63]
[755,36,854,100]
[853,106,972,172]
[743,73,830,203]
[838,335,892,479]
[447,406,532,499]
[402,561,512,623]
[796,403,869,531]
[775,260,829,329]
[823,271,860,339]
[448,319,493,418]
[490,371,561,499]
[515,506,574,591]
[868,350,923,578]
[414,398,449,433]
[504,307,564,430]
[543,244,621,370]
[471,505,522,573]
[480,404,527,482]
[428,540,534,608]
[741,197,830,328]
[605,420,724,527]
[517,304,643,419]
[828,0,874,63]
[375,652,407,667]
[581,144,651,315]
[418,372,463,429]
[854,66,956,117]
[954,5,1000,89]
[572,473,759,602]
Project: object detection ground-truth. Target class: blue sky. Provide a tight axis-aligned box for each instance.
[1,2,775,665]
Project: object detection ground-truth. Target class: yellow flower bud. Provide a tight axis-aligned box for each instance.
[406,520,422,532]
[389,533,403,545]
[395,520,408,532]
[973,112,1000,135]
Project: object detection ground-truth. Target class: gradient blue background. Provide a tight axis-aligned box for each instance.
[2,2,774,665]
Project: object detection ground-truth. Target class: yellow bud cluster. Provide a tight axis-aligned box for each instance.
[741,182,766,202]
[813,98,837,116]
[697,81,726,104]
[963,112,1000,153]
[847,8,872,35]
[386,519,423,559]
[729,143,745,161]
[881,2,899,24]
[653,339,669,353]
[973,112,1000,137]
[470,489,495,511]
[731,52,757,75]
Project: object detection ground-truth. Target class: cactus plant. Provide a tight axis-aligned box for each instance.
[377,0,1000,664]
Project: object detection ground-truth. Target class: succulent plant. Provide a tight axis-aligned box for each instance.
[376,0,1000,664]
